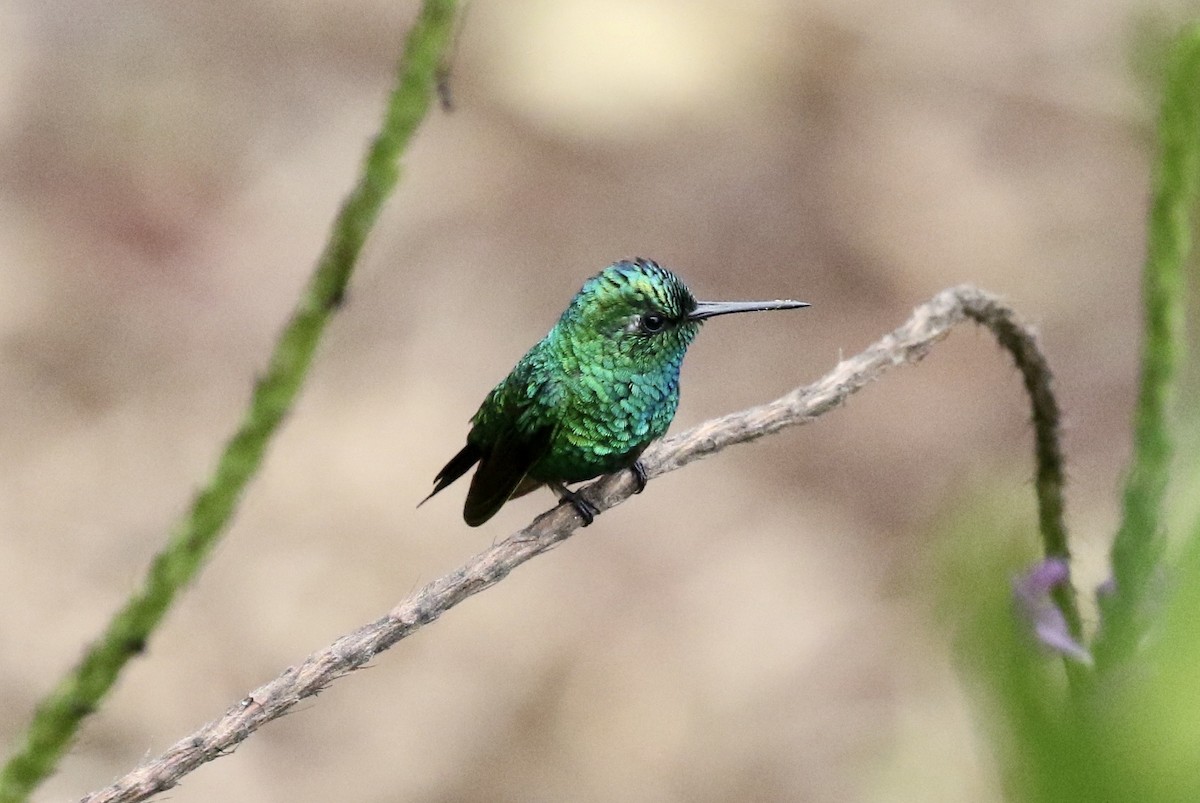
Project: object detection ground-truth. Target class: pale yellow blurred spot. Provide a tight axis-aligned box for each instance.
[486,0,769,142]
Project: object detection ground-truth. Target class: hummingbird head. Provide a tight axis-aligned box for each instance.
[557,259,701,371]
[555,258,808,374]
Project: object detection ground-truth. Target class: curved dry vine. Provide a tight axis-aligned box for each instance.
[81,283,1077,803]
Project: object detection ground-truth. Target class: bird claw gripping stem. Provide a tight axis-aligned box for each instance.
[557,461,646,526]
[551,483,599,526]
[630,460,648,494]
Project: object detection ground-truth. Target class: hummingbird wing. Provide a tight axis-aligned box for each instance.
[425,352,561,526]
[462,422,555,526]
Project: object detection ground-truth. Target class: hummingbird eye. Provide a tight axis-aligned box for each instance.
[640,312,668,334]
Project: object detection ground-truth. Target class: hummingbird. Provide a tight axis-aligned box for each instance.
[422,258,809,526]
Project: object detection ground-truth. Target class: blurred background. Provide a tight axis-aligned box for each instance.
[0,1,1190,800]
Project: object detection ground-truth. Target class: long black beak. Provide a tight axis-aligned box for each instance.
[686,298,810,321]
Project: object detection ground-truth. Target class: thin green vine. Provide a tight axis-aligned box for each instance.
[0,3,460,800]
[1094,23,1200,673]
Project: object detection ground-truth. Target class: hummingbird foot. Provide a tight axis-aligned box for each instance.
[630,460,648,494]
[550,482,598,526]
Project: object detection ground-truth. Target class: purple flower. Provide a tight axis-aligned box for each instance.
[1013,558,1092,665]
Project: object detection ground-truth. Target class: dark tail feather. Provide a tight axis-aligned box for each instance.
[419,442,481,507]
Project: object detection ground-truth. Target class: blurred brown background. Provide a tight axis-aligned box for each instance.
[0,1,1183,800]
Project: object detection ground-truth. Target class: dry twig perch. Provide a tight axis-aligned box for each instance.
[81,283,1075,803]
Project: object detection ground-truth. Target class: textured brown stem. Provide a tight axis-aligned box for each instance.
[80,284,1075,803]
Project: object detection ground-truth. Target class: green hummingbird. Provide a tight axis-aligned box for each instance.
[422,258,809,526]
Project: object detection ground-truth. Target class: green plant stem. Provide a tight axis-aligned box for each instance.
[1094,24,1200,674]
[0,3,459,801]
[962,300,1086,691]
